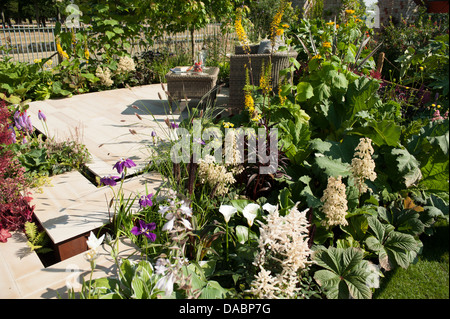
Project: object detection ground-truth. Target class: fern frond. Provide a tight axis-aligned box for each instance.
[24,222,38,242]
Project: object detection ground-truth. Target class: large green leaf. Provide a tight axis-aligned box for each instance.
[313,247,372,299]
[389,148,423,188]
[349,120,402,147]
[296,82,314,102]
[418,148,449,193]
[345,77,380,121]
[366,216,420,271]
[310,137,360,177]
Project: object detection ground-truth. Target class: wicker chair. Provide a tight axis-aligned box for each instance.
[228,44,298,111]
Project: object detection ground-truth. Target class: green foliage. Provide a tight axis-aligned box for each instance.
[313,246,373,299]
[24,222,52,254]
[365,216,421,271]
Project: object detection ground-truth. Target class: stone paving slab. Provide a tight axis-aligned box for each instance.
[0,231,139,299]
[27,85,181,178]
[0,232,44,299]
[31,170,163,245]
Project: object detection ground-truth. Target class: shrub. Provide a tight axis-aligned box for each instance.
[0,99,34,236]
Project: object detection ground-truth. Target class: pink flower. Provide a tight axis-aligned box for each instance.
[0,228,12,243]
[432,110,444,122]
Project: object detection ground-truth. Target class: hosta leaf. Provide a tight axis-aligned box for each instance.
[131,276,147,299]
[199,281,228,299]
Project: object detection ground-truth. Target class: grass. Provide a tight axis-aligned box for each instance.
[374,219,449,299]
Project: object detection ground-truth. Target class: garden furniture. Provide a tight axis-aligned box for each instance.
[228,44,298,111]
[165,66,220,109]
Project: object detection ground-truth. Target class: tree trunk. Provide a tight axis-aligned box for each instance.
[18,0,23,24]
[1,8,5,28]
[190,27,195,65]
[34,1,40,27]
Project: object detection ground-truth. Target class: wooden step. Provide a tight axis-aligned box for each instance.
[30,170,162,261]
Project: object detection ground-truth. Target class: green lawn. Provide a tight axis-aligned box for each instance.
[374,220,449,299]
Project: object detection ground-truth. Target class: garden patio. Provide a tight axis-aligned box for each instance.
[1,0,449,301]
[0,83,229,298]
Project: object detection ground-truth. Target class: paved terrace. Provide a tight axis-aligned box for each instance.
[0,83,229,298]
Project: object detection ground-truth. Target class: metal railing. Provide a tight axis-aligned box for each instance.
[0,24,236,65]
[0,25,60,64]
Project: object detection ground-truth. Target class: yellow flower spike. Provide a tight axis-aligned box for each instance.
[276,28,284,36]
[270,0,288,45]
[244,93,255,111]
[235,16,250,54]
[252,114,262,122]
[56,38,69,60]
[223,122,234,128]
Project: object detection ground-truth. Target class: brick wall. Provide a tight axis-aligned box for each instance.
[292,0,420,27]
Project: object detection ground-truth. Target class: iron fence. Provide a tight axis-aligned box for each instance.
[0,24,236,64]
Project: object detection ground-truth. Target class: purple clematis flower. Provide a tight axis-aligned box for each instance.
[113,158,136,174]
[100,175,120,186]
[139,193,153,208]
[131,220,157,241]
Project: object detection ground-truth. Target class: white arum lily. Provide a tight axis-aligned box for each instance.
[219,205,237,223]
[243,203,259,227]
[262,203,278,214]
